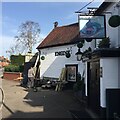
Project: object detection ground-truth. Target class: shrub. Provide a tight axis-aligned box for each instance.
[4,64,23,72]
[19,65,24,72]
[98,37,110,48]
[73,73,84,92]
[10,54,25,66]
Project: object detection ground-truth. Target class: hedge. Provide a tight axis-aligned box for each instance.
[4,64,24,72]
[10,54,25,66]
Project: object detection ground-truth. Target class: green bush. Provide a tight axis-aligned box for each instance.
[4,64,24,72]
[73,73,84,92]
[19,65,24,72]
[10,54,25,66]
[98,37,110,48]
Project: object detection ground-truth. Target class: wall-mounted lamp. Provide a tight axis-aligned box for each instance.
[75,48,83,61]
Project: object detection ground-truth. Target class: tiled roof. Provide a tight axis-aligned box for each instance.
[0,56,10,62]
[37,23,81,49]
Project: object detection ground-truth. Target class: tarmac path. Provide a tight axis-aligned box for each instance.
[0,68,4,78]
[1,79,87,119]
[0,78,3,120]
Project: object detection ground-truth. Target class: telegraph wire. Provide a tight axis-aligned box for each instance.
[75,0,95,13]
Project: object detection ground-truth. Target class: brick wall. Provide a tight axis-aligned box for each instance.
[3,72,22,80]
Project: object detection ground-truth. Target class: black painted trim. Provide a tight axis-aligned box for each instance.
[92,48,120,57]
[65,64,78,82]
[78,15,106,39]
[94,2,113,15]
[100,107,106,119]
[37,41,79,50]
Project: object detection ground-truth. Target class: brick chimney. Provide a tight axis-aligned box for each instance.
[54,21,58,28]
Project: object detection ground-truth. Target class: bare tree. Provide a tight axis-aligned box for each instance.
[9,21,40,55]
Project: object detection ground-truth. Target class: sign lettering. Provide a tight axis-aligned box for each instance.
[55,51,66,56]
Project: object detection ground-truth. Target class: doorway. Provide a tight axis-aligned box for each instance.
[65,64,78,89]
[87,60,100,114]
[65,64,78,82]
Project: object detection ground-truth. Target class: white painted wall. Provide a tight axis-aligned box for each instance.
[25,53,34,62]
[40,44,85,79]
[39,38,95,79]
[82,39,96,51]
[103,2,120,48]
[100,57,120,107]
[97,2,120,109]
[39,3,120,106]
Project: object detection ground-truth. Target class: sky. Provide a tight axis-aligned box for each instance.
[1,1,102,58]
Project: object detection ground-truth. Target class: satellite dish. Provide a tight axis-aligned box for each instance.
[108,15,120,27]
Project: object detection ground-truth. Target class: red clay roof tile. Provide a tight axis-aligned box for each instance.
[37,23,81,49]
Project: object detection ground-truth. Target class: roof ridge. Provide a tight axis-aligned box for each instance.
[56,22,78,28]
[37,22,80,49]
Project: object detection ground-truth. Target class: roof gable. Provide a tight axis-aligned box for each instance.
[37,23,81,49]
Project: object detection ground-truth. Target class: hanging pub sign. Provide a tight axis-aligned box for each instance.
[78,15,106,39]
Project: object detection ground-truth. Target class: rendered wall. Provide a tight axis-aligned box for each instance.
[40,44,84,79]
[105,2,119,48]
[100,57,119,108]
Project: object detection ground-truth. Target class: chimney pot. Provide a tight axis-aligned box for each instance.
[54,21,58,28]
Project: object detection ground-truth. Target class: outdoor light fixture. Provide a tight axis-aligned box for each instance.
[75,48,83,61]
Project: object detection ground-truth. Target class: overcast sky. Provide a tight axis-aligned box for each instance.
[1,1,102,58]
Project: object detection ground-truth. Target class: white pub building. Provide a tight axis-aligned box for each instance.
[37,1,120,119]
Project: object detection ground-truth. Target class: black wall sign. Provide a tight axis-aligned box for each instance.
[55,51,66,56]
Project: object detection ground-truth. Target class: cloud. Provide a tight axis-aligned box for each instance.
[2,16,18,35]
[33,34,46,53]
[2,35,15,47]
[40,33,46,39]
[0,35,14,57]
[1,16,19,57]
[65,13,76,20]
[1,34,46,58]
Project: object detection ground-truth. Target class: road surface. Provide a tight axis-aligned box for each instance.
[0,78,3,119]
[0,68,4,78]
[1,79,90,119]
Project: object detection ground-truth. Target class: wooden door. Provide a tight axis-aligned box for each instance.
[88,60,100,114]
